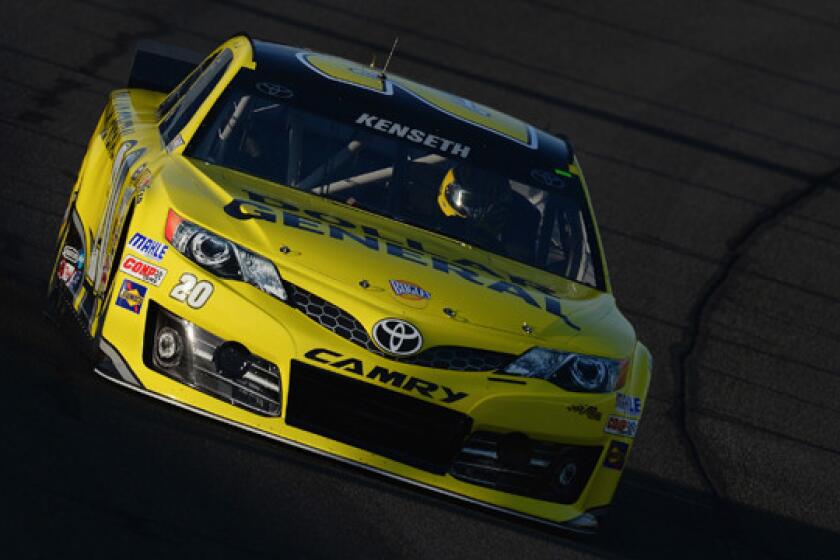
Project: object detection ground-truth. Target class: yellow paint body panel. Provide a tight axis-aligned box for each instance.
[389,75,534,147]
[299,52,390,93]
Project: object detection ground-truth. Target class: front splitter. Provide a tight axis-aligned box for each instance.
[94,336,602,535]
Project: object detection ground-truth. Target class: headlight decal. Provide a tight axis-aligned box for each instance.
[503,347,627,393]
[165,209,287,301]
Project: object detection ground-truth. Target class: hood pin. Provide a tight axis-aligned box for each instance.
[443,307,457,318]
[279,245,291,254]
[359,279,370,289]
[521,322,533,335]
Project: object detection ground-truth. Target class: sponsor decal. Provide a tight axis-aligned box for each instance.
[115,279,147,314]
[127,232,168,261]
[57,260,76,283]
[101,91,135,155]
[604,440,628,470]
[120,255,166,286]
[62,245,80,265]
[167,134,185,152]
[58,245,84,292]
[355,113,472,158]
[224,190,581,331]
[131,164,153,204]
[604,415,638,438]
[389,279,431,301]
[567,403,602,421]
[616,393,642,417]
[305,348,467,403]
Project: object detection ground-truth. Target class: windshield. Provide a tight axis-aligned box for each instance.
[185,70,605,289]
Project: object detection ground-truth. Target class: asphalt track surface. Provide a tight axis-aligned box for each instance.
[2,1,840,558]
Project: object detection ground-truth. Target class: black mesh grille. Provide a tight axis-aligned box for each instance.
[286,360,472,474]
[290,283,380,353]
[398,346,512,372]
[288,283,515,372]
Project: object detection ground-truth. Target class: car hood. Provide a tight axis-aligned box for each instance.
[161,158,636,358]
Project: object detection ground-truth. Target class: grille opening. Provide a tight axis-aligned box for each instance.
[450,431,602,504]
[143,301,282,416]
[286,360,472,474]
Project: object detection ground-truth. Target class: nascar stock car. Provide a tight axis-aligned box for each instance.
[48,34,651,533]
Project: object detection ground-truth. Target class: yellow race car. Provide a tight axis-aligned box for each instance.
[48,34,651,534]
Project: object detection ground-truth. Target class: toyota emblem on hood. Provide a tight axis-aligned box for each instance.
[371,318,423,356]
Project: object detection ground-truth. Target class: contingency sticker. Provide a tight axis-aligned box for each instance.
[115,279,147,314]
[603,440,629,470]
[120,255,166,286]
[604,415,638,438]
[127,232,168,261]
[131,164,153,204]
[616,393,642,417]
[57,244,84,292]
[566,403,602,421]
[57,259,76,284]
[389,279,431,300]
[62,245,80,264]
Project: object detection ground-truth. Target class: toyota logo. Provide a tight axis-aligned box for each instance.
[371,318,423,356]
[530,168,565,188]
[256,82,294,99]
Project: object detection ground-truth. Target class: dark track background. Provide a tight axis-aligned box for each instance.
[2,1,839,558]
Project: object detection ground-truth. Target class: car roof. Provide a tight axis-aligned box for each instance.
[248,39,574,176]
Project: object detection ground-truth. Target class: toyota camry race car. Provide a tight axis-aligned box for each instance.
[48,34,651,533]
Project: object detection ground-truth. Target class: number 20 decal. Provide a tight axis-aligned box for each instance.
[170,273,214,308]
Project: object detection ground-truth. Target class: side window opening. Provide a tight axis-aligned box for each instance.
[157,53,216,119]
[159,49,233,145]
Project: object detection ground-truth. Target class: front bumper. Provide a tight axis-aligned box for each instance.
[96,336,604,534]
[95,245,650,533]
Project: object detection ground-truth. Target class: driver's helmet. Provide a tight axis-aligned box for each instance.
[436,164,510,221]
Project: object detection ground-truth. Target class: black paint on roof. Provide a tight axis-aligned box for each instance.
[249,40,573,177]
